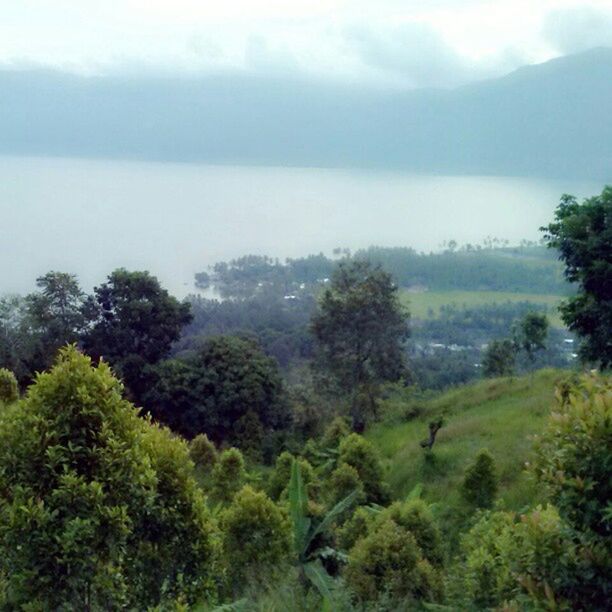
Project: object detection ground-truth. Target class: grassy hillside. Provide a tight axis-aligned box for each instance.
[402,290,564,327]
[369,369,567,513]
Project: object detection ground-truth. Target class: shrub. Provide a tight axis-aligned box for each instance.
[533,374,611,537]
[0,347,220,609]
[0,368,18,404]
[212,447,246,502]
[449,506,578,610]
[338,433,390,503]
[336,506,374,551]
[221,485,291,592]
[380,499,444,567]
[189,433,217,469]
[462,449,498,508]
[322,416,351,448]
[345,517,441,604]
[326,462,365,510]
[268,451,316,501]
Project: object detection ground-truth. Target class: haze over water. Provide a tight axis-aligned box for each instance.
[0,155,601,297]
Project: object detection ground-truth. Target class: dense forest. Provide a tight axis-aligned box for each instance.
[0,188,609,609]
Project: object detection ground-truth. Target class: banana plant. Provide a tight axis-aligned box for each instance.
[288,458,358,600]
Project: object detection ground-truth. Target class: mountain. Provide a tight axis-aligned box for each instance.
[1,48,611,179]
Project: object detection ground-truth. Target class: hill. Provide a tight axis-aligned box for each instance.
[368,369,566,514]
[1,48,611,179]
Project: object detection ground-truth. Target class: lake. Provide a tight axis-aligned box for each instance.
[0,155,602,297]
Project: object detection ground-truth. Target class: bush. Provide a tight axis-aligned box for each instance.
[448,506,578,610]
[267,451,316,501]
[0,347,220,609]
[345,517,442,604]
[221,485,291,592]
[0,368,18,404]
[462,449,498,508]
[322,416,351,448]
[326,462,365,510]
[189,433,218,469]
[212,447,246,502]
[380,499,444,567]
[338,433,390,503]
[533,374,611,537]
[336,506,374,551]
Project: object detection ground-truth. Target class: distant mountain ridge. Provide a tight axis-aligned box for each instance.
[1,47,611,179]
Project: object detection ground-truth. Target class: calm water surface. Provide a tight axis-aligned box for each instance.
[0,156,601,296]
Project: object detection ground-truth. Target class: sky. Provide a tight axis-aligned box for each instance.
[1,0,612,88]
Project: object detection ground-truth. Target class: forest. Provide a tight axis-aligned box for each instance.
[0,187,609,610]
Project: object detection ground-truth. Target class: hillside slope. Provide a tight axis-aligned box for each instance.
[368,369,568,511]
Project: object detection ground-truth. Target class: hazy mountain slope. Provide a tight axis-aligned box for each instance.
[1,48,611,178]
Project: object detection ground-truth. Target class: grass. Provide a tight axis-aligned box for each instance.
[401,290,565,327]
[368,369,567,514]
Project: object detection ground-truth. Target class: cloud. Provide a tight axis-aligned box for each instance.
[543,6,612,54]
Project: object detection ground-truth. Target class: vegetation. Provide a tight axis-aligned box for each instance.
[0,368,18,405]
[541,186,612,366]
[461,449,498,508]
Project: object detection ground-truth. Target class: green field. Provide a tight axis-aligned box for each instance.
[368,369,566,513]
[401,289,564,327]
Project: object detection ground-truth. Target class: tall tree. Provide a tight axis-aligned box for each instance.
[541,187,612,367]
[514,311,549,365]
[310,260,409,429]
[81,269,192,400]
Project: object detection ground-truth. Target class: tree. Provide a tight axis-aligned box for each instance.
[190,433,218,469]
[144,335,289,444]
[514,311,549,365]
[81,269,192,401]
[482,339,516,377]
[541,187,612,366]
[0,347,220,609]
[310,260,409,429]
[212,447,246,502]
[0,368,18,404]
[462,449,498,508]
[221,486,291,591]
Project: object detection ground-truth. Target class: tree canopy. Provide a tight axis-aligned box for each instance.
[541,187,611,366]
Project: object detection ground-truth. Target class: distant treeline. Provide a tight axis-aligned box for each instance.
[196,244,570,298]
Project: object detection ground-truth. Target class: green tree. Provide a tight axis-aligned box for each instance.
[462,449,498,508]
[344,517,442,604]
[145,335,289,444]
[212,447,246,502]
[541,187,612,366]
[82,269,192,401]
[26,272,86,356]
[515,311,549,365]
[0,347,220,609]
[311,260,409,430]
[0,368,18,405]
[338,433,390,504]
[482,339,517,377]
[189,433,218,469]
[221,485,291,591]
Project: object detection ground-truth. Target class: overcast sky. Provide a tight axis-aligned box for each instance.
[1,0,611,88]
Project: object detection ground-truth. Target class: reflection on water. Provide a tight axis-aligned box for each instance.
[0,155,601,296]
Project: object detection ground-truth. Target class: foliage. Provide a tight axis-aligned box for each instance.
[541,187,612,366]
[326,463,366,510]
[0,368,18,405]
[338,434,390,504]
[82,268,192,400]
[379,499,444,567]
[462,449,498,509]
[344,516,442,604]
[221,485,291,591]
[0,347,220,609]
[268,451,315,501]
[190,433,218,469]
[514,311,549,363]
[311,260,409,429]
[482,339,516,377]
[321,416,351,449]
[449,506,578,610]
[533,373,611,537]
[336,506,375,551]
[145,335,289,445]
[212,448,246,502]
